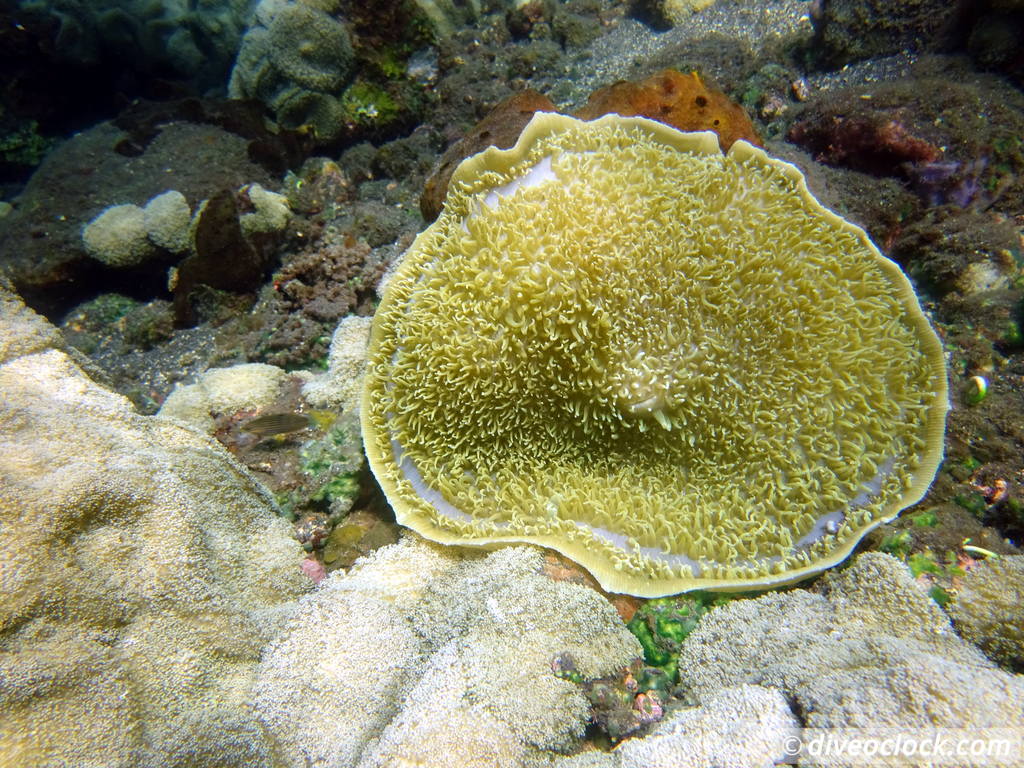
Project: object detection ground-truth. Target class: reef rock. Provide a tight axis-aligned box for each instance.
[0,287,310,767]
[810,0,964,67]
[252,536,643,768]
[0,114,277,318]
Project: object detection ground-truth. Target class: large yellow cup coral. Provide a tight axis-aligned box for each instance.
[362,113,948,597]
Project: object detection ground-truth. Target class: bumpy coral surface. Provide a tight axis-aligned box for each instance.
[157,362,294,433]
[0,319,310,767]
[142,190,192,253]
[81,203,158,267]
[550,685,798,768]
[678,553,1024,728]
[949,555,1024,671]
[252,536,642,767]
[613,684,797,768]
[229,0,356,139]
[363,112,948,596]
[302,314,373,414]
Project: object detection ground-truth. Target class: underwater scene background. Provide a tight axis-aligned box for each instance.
[1,0,1023,765]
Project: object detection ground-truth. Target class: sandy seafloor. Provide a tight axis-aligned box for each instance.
[1,0,1023,766]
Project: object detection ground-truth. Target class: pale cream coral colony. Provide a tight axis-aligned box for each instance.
[362,112,949,597]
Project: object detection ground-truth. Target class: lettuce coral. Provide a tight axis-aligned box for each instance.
[362,112,948,597]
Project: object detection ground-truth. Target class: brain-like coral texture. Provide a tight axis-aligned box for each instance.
[143,190,192,253]
[158,362,293,434]
[0,295,309,767]
[301,313,373,414]
[228,0,355,138]
[81,202,158,267]
[252,536,642,768]
[362,112,948,597]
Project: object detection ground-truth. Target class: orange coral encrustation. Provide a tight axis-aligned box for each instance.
[576,69,761,150]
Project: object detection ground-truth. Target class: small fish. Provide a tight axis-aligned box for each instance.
[241,412,312,438]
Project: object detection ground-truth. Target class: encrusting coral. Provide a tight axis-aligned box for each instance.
[551,684,799,768]
[576,69,761,151]
[948,555,1024,671]
[0,286,310,766]
[362,112,949,597]
[677,553,1024,729]
[251,536,643,767]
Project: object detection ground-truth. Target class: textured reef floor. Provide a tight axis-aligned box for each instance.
[1,0,1024,765]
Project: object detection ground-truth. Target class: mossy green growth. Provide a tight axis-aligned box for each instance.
[81,293,140,326]
[1002,320,1023,347]
[929,584,952,608]
[948,456,981,482]
[875,530,965,608]
[879,530,913,558]
[274,413,365,519]
[1005,497,1024,525]
[0,118,56,166]
[341,80,399,127]
[954,490,988,518]
[374,46,409,80]
[311,472,360,504]
[905,549,965,601]
[908,551,942,578]
[626,592,727,681]
[911,509,939,527]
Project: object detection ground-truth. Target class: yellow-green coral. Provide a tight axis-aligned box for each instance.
[362,113,948,597]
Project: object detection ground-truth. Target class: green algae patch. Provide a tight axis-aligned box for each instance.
[626,592,729,681]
